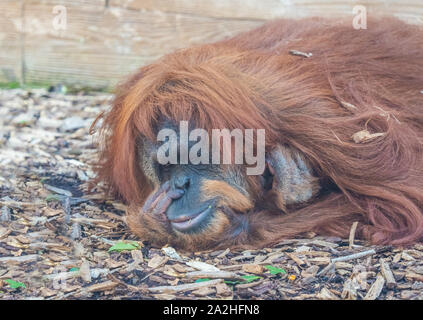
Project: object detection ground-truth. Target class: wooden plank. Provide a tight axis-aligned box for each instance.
[109,0,423,21]
[0,1,22,84]
[24,0,111,87]
[23,0,262,88]
[2,0,422,88]
[109,0,284,20]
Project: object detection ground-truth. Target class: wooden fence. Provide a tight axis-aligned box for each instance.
[0,0,422,89]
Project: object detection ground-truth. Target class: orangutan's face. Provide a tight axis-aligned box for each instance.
[137,120,254,240]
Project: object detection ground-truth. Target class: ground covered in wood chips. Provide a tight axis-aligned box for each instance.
[1,88,423,300]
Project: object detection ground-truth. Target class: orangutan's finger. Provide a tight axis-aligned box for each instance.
[142,181,170,212]
[152,189,184,216]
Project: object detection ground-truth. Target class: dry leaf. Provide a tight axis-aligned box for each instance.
[364,274,385,300]
[161,246,183,261]
[351,130,385,143]
[131,250,144,264]
[85,280,118,293]
[148,255,169,269]
[242,264,264,274]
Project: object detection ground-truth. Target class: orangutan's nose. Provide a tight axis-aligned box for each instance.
[173,175,190,190]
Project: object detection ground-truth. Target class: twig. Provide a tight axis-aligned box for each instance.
[90,235,116,245]
[286,252,306,267]
[47,265,126,300]
[63,196,71,224]
[43,271,79,281]
[185,271,243,281]
[43,184,73,197]
[0,254,39,263]
[331,249,376,263]
[70,216,113,226]
[317,263,335,277]
[186,261,220,272]
[106,273,142,292]
[216,248,230,258]
[309,239,339,249]
[289,50,313,58]
[379,258,396,289]
[148,279,224,294]
[0,200,44,208]
[331,130,344,145]
[139,270,158,282]
[349,221,359,249]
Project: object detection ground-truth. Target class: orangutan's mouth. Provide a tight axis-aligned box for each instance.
[168,204,214,233]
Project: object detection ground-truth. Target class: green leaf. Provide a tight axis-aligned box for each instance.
[5,279,26,289]
[195,278,211,283]
[224,275,262,285]
[241,275,262,282]
[264,265,286,275]
[108,241,140,253]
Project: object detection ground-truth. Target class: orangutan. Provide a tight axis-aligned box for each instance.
[93,17,423,250]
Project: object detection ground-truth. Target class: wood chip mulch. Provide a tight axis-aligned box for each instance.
[1,88,423,300]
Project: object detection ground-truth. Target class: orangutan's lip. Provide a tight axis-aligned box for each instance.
[169,205,213,232]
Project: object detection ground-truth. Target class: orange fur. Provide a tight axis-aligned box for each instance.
[94,17,423,250]
[201,180,253,212]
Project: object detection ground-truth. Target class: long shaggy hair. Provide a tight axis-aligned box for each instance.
[94,17,423,249]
